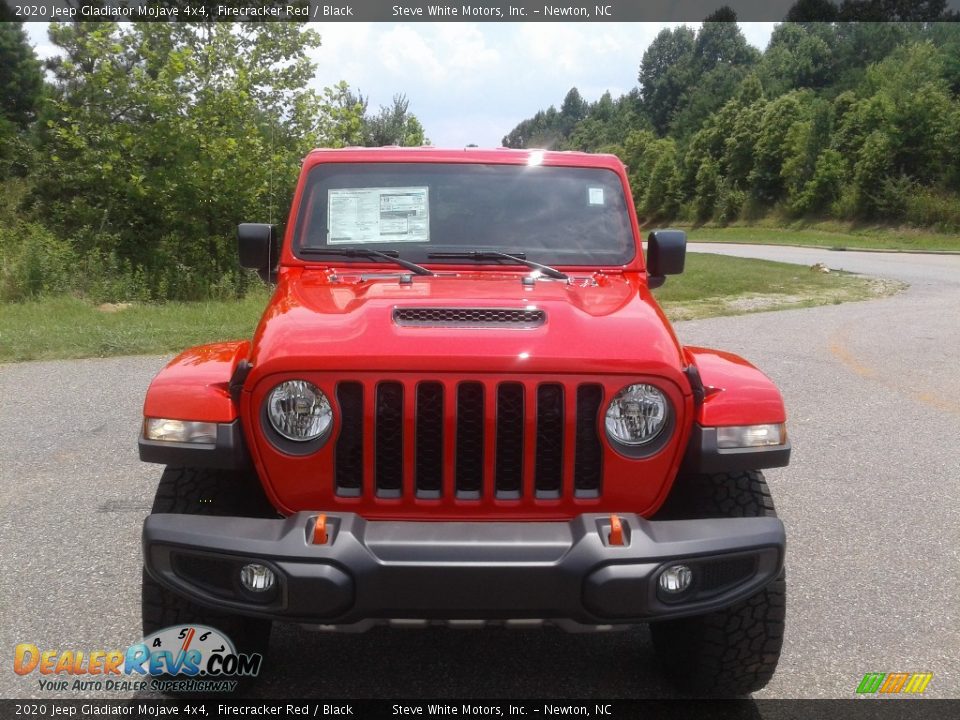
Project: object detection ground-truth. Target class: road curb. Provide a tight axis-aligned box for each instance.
[689,240,960,256]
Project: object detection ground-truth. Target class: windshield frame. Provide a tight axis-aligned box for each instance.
[288,158,641,271]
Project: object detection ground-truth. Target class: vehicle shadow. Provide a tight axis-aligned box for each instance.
[131,623,765,715]
[245,624,758,706]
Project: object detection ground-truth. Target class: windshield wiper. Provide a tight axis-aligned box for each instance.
[300,247,434,276]
[427,251,568,280]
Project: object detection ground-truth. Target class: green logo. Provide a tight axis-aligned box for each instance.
[856,672,933,694]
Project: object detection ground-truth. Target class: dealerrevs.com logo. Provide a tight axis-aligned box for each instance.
[14,625,262,693]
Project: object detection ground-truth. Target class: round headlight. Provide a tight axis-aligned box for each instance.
[605,384,669,446]
[266,380,332,442]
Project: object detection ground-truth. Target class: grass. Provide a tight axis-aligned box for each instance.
[0,255,902,362]
[683,221,960,252]
[655,253,903,322]
[0,290,271,363]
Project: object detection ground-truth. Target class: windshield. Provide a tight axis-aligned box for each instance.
[292,162,636,266]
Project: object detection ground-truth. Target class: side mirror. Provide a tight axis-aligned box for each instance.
[646,229,686,289]
[238,223,279,283]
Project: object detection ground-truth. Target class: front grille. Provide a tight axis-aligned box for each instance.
[415,383,444,498]
[374,382,403,497]
[333,378,606,501]
[334,382,364,496]
[393,307,546,328]
[574,385,604,497]
[495,384,525,498]
[535,384,564,497]
[455,383,485,498]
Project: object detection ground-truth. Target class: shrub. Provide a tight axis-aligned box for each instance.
[790,149,845,216]
[716,185,747,225]
[903,188,960,231]
[0,223,74,302]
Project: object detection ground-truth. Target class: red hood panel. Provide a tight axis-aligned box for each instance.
[249,269,685,379]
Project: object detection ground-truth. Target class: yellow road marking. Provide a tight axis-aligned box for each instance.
[829,327,959,415]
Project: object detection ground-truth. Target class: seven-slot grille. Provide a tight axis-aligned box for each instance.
[333,379,604,501]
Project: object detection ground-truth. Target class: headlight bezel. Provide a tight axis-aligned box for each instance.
[604,382,675,458]
[261,379,334,455]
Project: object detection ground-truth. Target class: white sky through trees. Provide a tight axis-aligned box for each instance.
[25,22,775,148]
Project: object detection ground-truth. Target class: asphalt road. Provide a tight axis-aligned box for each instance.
[1,244,958,700]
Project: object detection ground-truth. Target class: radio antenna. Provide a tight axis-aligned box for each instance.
[268,121,275,225]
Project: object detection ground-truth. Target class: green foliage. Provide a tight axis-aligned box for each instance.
[0,218,266,304]
[636,21,759,139]
[35,23,328,244]
[722,97,766,189]
[715,183,747,225]
[694,158,720,221]
[638,27,697,136]
[363,94,427,147]
[790,149,845,215]
[504,17,960,231]
[7,22,425,303]
[642,140,682,218]
[0,21,43,129]
[760,24,833,94]
[0,19,432,305]
[0,21,43,181]
[0,222,74,301]
[749,92,809,203]
[852,129,894,216]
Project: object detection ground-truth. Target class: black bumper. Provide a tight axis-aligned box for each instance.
[143,512,784,625]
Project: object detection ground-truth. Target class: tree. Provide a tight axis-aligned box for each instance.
[501,105,564,149]
[785,0,840,22]
[567,91,644,152]
[838,0,950,21]
[559,87,588,135]
[781,98,833,207]
[760,24,833,94]
[694,157,720,221]
[791,149,845,214]
[748,92,808,203]
[0,20,44,180]
[363,94,426,147]
[637,20,760,138]
[31,21,364,299]
[501,17,960,229]
[0,21,43,128]
[638,26,697,135]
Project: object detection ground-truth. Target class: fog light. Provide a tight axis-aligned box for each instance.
[240,563,276,592]
[658,565,693,594]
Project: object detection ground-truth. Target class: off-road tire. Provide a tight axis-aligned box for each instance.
[142,466,277,678]
[650,470,786,697]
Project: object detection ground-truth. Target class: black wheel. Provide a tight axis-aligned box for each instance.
[650,470,786,696]
[142,466,277,686]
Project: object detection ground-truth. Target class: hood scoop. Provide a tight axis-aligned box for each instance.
[393,307,546,328]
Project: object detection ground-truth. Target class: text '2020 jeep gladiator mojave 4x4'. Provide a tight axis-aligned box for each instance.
[139,147,790,696]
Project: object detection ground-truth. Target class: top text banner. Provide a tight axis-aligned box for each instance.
[7,0,957,23]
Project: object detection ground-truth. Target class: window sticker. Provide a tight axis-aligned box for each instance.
[588,187,605,205]
[328,187,430,244]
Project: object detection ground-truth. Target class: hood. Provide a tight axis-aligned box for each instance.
[248,268,686,379]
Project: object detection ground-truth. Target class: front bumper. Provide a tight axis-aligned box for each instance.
[142,512,784,625]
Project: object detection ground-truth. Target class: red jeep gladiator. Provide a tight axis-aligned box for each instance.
[139,148,789,695]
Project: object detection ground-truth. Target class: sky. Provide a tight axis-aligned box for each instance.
[24,22,776,148]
